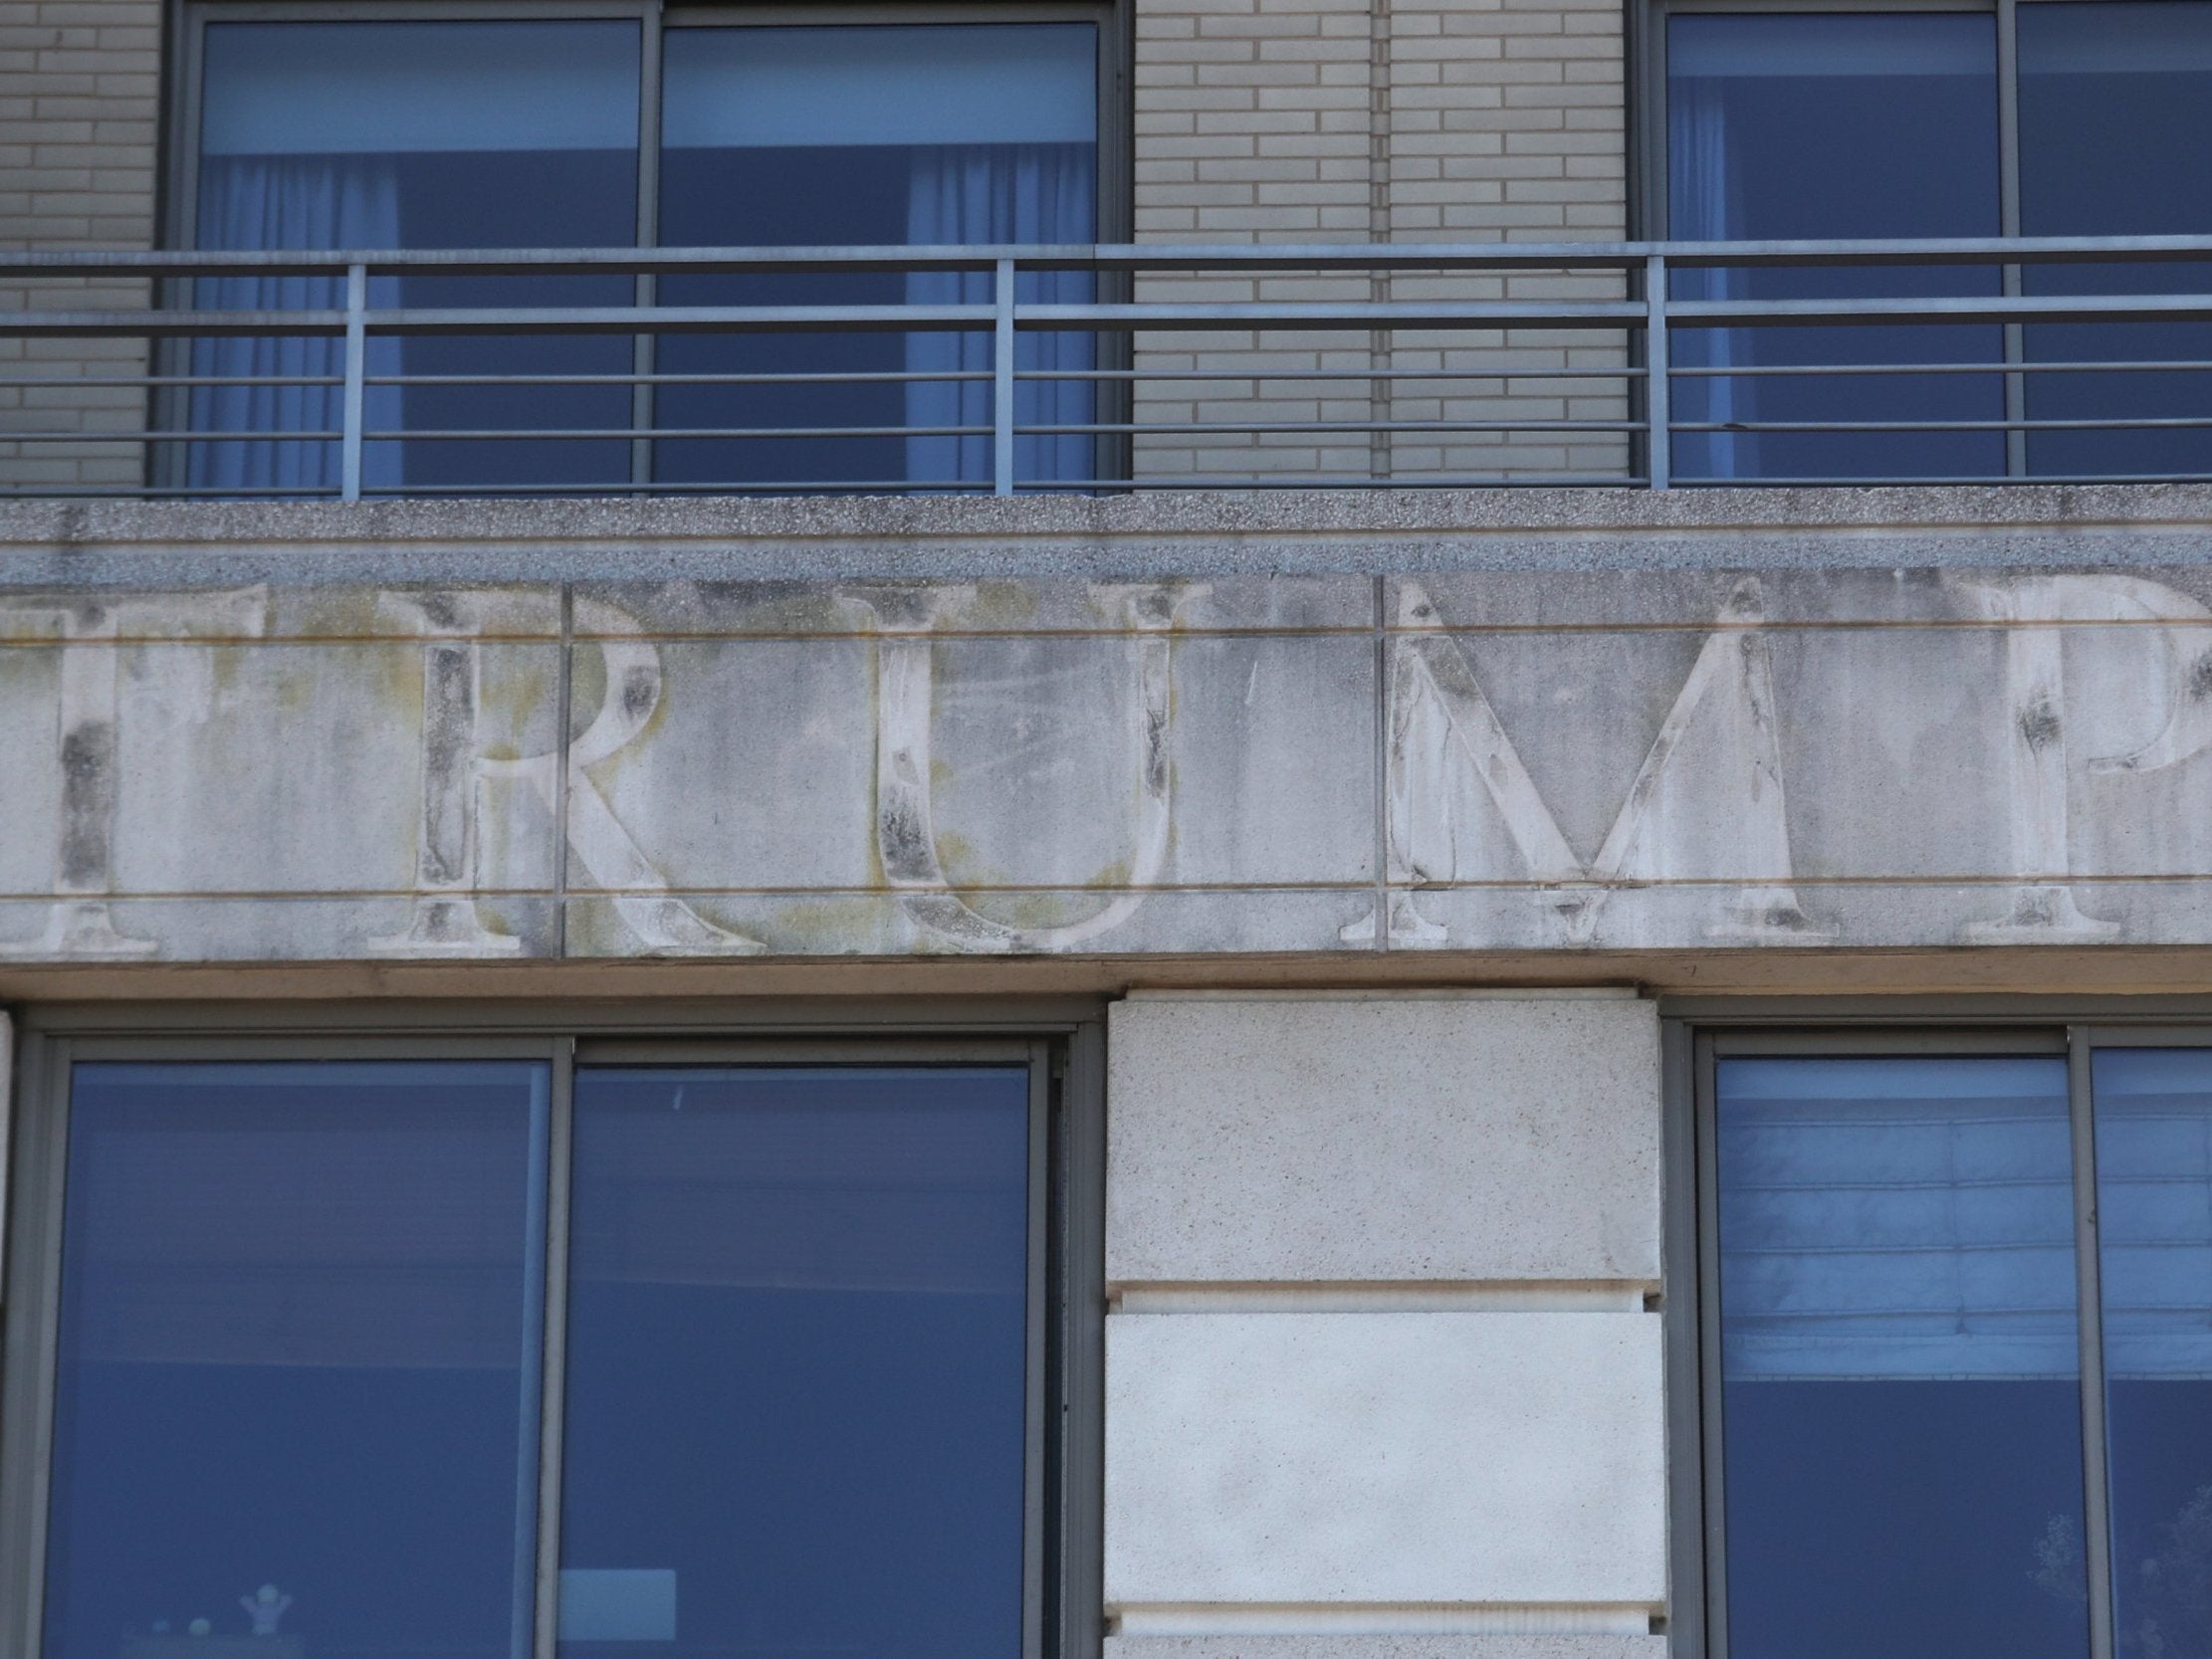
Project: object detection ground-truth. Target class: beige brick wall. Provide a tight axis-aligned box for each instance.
[0,0,161,494]
[1131,0,1631,483]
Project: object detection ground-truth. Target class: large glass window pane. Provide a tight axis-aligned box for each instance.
[2093,1049,2212,1659]
[1715,1057,2089,1659]
[42,1061,551,1659]
[558,1066,1031,1659]
[655,25,1097,493]
[188,22,640,494]
[2020,4,2212,480]
[1665,15,2003,483]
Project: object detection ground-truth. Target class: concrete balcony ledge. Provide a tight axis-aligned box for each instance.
[4,482,2212,586]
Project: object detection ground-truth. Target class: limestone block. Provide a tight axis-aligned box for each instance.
[1104,1311,1667,1608]
[1108,995,1660,1285]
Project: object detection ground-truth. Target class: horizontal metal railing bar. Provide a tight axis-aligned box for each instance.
[1669,473,2212,487]
[1676,416,2212,433]
[1027,419,1644,435]
[1040,364,1648,381]
[33,418,1638,445]
[370,369,994,387]
[0,373,346,389]
[6,234,2212,278]
[1669,359,2212,378]
[12,298,2212,342]
[0,474,1654,498]
[0,301,1648,337]
[1668,294,2212,327]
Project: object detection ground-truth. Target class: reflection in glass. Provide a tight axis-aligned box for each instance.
[656,25,1097,492]
[2094,1050,2212,1659]
[1716,1057,2090,1659]
[2020,3,2212,480]
[42,1062,551,1659]
[188,22,640,493]
[558,1067,1031,1659]
[1665,15,2002,482]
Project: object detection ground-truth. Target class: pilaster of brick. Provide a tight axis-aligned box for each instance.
[0,0,162,493]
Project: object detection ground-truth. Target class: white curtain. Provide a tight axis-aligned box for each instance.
[904,144,1096,490]
[1665,78,1749,480]
[187,156,402,494]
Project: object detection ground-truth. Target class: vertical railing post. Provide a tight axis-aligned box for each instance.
[1645,253,1670,492]
[994,256,1016,497]
[339,261,367,503]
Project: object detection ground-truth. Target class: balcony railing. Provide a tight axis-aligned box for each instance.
[5,236,2212,498]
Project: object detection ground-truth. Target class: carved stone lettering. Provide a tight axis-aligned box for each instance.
[1349,577,1821,947]
[0,589,268,958]
[847,581,1202,953]
[1957,573,2212,942]
[373,593,763,958]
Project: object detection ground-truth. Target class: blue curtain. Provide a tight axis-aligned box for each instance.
[904,144,1096,490]
[186,156,401,494]
[1665,76,1750,480]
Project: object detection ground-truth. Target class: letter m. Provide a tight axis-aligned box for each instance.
[1356,577,1823,947]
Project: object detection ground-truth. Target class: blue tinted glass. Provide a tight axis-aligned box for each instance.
[558,1066,1030,1659]
[2093,1050,2212,1658]
[190,22,641,494]
[1665,15,2002,482]
[43,1061,551,1659]
[2020,4,2212,480]
[1716,1057,2090,1659]
[655,25,1097,493]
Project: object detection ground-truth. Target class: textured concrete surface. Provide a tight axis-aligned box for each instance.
[9,485,2212,585]
[1104,1311,1665,1607]
[1107,994,1659,1284]
[5,563,2212,961]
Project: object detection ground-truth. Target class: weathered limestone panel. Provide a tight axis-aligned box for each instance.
[1108,993,1659,1286]
[3,550,2212,961]
[1104,1311,1666,1609]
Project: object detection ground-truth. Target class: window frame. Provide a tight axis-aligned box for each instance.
[1664,998,2212,1659]
[1634,0,2082,244]
[0,998,1108,1659]
[157,0,1132,493]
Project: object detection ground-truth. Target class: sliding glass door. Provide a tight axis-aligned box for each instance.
[180,9,1103,496]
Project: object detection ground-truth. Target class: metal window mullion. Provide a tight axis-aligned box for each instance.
[531,1039,577,1659]
[1695,1032,1731,1659]
[1,1034,70,1659]
[1022,1042,1052,1659]
[2070,1027,2116,1659]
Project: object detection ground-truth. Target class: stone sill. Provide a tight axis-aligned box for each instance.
[3,482,2211,584]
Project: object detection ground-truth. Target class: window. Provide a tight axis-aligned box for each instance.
[1683,1028,2212,1659]
[1652,0,2212,484]
[0,1016,1104,1659]
[170,5,1111,496]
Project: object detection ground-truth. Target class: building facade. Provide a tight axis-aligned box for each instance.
[5,6,2212,1659]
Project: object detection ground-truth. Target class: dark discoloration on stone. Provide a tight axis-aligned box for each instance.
[2020,698,2064,752]
[418,642,477,888]
[57,719,116,889]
